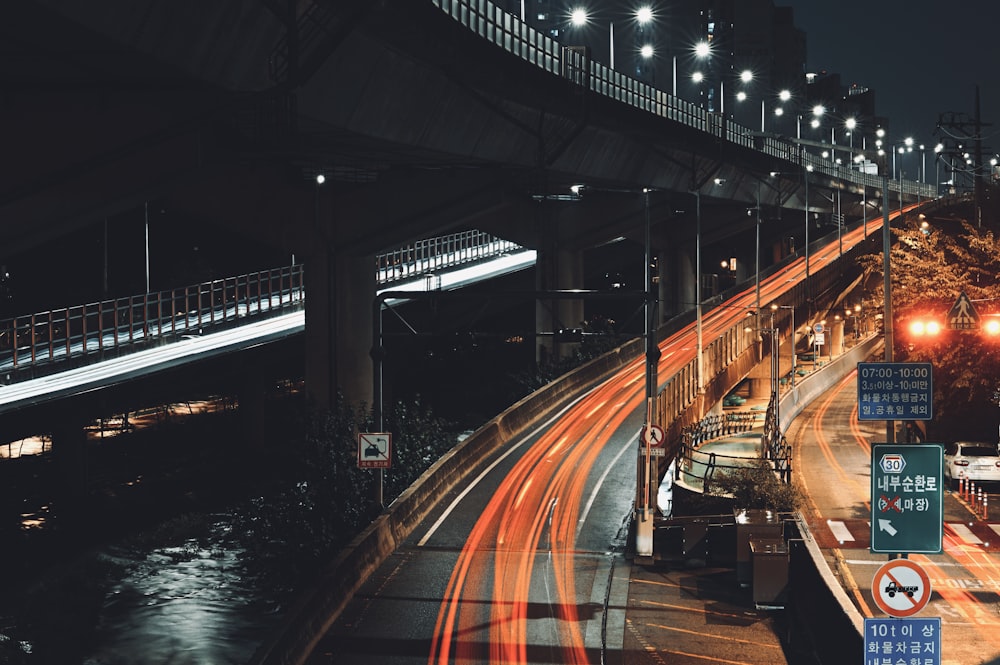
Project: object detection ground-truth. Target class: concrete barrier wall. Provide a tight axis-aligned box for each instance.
[777,334,881,433]
[777,335,880,662]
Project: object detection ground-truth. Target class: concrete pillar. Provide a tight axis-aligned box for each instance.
[656,249,673,323]
[830,318,845,358]
[748,377,770,399]
[675,244,696,319]
[535,230,585,364]
[51,419,89,511]
[304,242,375,411]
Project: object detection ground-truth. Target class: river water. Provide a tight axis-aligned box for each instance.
[82,521,278,664]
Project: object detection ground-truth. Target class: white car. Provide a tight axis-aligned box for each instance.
[943,441,1000,489]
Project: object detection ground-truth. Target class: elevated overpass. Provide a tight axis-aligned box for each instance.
[2,0,933,411]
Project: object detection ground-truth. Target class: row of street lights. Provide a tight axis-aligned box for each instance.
[565,7,868,149]
[566,6,949,187]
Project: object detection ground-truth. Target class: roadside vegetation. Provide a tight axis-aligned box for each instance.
[856,186,1000,440]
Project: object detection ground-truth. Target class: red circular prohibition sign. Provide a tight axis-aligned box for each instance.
[872,559,932,617]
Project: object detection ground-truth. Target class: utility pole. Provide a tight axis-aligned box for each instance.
[935,86,993,226]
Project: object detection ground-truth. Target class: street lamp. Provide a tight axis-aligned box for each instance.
[764,89,792,134]
[693,177,725,394]
[693,39,711,110]
[569,7,617,69]
[634,5,655,82]
[933,143,944,196]
[725,68,753,118]
[771,304,796,387]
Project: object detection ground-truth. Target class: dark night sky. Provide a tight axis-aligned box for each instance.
[779,0,999,148]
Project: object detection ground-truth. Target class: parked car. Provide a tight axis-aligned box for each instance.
[943,441,1000,489]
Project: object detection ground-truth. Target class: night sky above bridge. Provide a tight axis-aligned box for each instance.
[781,0,997,143]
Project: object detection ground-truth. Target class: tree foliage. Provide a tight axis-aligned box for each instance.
[230,394,456,595]
[855,192,1000,439]
[712,457,802,513]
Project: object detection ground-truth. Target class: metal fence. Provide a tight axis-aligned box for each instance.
[0,230,526,380]
[432,0,936,199]
[0,265,305,377]
[375,230,523,284]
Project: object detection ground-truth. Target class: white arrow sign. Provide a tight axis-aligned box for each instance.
[878,519,898,536]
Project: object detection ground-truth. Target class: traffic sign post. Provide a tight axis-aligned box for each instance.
[871,559,932,617]
[870,444,943,554]
[864,617,941,665]
[947,291,979,330]
[857,362,933,421]
[642,424,665,447]
[358,432,392,469]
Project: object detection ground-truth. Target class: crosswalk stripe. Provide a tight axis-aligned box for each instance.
[988,524,1000,540]
[949,523,983,545]
[827,520,855,542]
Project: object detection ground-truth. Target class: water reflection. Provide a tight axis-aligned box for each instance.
[84,523,277,664]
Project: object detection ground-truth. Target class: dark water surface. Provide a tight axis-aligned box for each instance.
[83,523,277,665]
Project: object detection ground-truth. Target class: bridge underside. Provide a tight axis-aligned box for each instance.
[2,0,908,408]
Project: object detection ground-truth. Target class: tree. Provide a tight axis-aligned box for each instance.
[711,457,801,512]
[856,192,1000,439]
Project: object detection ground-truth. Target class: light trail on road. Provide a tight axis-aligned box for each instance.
[427,211,904,663]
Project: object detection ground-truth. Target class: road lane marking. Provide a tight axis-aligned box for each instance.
[950,523,984,545]
[417,393,588,547]
[827,519,855,542]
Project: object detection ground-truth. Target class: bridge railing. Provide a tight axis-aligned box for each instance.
[432,0,937,200]
[375,230,523,285]
[0,229,526,381]
[0,265,305,379]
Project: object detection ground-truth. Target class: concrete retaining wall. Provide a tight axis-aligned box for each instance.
[778,335,880,661]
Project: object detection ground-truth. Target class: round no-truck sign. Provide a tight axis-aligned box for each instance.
[872,559,932,617]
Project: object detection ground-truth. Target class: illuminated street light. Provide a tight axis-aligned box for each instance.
[771,304,796,387]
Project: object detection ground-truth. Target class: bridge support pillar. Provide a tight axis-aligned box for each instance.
[305,243,374,412]
[51,418,89,512]
[656,249,673,322]
[829,318,845,358]
[675,244,697,322]
[535,239,584,365]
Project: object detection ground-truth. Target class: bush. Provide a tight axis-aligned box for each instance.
[711,457,801,513]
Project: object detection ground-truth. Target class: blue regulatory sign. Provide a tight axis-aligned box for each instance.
[857,362,933,421]
[864,617,941,665]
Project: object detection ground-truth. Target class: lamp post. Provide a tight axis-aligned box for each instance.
[695,188,703,392]
[632,6,655,82]
[771,304,796,387]
[694,39,711,110]
[934,143,944,197]
[803,164,811,305]
[755,180,762,316]
[881,174,895,443]
[766,89,792,135]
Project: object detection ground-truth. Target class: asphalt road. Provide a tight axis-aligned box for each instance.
[790,370,1000,665]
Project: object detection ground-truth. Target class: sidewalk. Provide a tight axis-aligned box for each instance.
[622,560,799,664]
[618,392,809,664]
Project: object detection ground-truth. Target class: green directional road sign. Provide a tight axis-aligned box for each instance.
[870,444,943,554]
